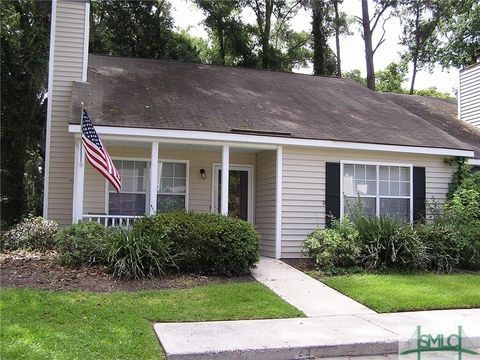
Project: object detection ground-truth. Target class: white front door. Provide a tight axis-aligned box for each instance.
[212,165,253,223]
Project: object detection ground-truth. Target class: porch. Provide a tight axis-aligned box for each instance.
[72,137,283,258]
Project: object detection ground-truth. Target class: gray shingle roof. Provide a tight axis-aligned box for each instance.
[70,54,478,154]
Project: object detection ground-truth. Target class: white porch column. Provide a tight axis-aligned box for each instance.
[149,141,159,215]
[221,144,230,216]
[275,145,283,259]
[72,138,85,224]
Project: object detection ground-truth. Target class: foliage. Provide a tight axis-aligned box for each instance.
[1,284,302,360]
[433,0,480,68]
[1,0,50,225]
[304,218,361,274]
[90,0,201,62]
[107,226,177,280]
[375,61,408,93]
[321,273,480,313]
[2,216,58,251]
[55,222,112,267]
[134,212,260,276]
[354,215,428,271]
[412,87,453,100]
[343,69,367,86]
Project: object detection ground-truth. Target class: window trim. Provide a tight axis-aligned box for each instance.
[105,157,189,215]
[340,160,414,223]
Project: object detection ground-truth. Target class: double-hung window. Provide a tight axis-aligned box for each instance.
[341,162,413,222]
[109,160,149,216]
[108,159,188,215]
[157,161,187,212]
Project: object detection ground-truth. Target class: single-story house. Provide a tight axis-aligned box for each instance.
[44,0,480,259]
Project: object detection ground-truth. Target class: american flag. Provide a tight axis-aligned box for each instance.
[81,110,122,193]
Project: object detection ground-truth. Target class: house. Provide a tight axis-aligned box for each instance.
[44,0,480,259]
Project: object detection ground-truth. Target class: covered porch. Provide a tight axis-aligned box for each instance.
[72,136,283,258]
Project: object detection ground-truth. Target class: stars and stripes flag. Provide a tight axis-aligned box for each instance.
[81,110,122,193]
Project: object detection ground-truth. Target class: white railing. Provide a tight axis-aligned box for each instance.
[82,214,140,227]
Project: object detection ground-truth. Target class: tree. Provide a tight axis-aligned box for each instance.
[398,0,439,94]
[193,0,257,66]
[375,61,407,93]
[310,0,335,75]
[1,0,50,225]
[359,0,397,90]
[434,0,480,68]
[90,0,201,62]
[244,0,304,69]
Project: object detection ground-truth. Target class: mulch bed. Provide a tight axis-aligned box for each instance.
[0,250,253,292]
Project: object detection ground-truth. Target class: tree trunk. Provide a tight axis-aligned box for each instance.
[261,0,273,68]
[409,4,421,95]
[362,0,375,90]
[217,21,226,66]
[334,0,341,77]
[312,3,326,75]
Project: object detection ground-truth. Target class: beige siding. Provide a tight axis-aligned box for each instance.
[255,150,276,257]
[45,0,88,225]
[83,147,256,215]
[281,146,455,258]
[459,63,480,128]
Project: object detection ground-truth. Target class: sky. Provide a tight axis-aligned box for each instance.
[171,0,459,95]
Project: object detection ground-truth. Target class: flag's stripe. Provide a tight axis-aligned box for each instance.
[82,138,121,193]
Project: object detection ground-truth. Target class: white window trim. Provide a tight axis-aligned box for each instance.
[211,163,254,224]
[104,157,189,215]
[340,160,414,223]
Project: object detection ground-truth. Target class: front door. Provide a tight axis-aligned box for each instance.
[213,165,253,222]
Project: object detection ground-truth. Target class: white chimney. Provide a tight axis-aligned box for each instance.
[458,55,480,128]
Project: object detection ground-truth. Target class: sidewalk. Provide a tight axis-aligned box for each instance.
[251,257,375,317]
[154,258,480,360]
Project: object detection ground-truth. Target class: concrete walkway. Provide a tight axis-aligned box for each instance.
[251,257,375,317]
[154,258,480,359]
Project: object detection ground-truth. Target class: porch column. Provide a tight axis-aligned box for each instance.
[149,141,159,215]
[72,137,85,224]
[221,144,230,216]
[275,145,283,259]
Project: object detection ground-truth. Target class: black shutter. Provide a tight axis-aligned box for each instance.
[325,162,341,227]
[413,167,426,223]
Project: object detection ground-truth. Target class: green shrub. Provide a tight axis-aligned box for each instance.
[134,212,259,276]
[355,216,428,271]
[304,218,361,274]
[107,226,177,280]
[55,222,112,267]
[2,216,58,251]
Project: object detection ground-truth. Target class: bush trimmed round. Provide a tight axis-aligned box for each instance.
[133,212,260,276]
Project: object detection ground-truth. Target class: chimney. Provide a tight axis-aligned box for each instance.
[458,51,480,128]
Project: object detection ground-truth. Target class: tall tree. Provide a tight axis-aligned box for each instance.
[193,0,256,66]
[244,0,304,69]
[90,0,201,62]
[434,0,480,68]
[359,0,397,90]
[1,0,50,225]
[399,0,439,94]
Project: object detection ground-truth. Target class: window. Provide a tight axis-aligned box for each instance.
[157,162,187,212]
[109,160,149,216]
[342,162,412,222]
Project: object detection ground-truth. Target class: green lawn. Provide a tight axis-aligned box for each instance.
[1,282,303,360]
[312,272,480,313]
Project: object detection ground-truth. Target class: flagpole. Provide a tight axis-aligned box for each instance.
[80,102,84,166]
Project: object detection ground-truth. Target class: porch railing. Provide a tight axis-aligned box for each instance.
[82,214,140,227]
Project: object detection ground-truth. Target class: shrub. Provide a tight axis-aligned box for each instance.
[355,216,428,271]
[134,211,259,276]
[107,226,177,280]
[55,222,112,267]
[304,218,361,274]
[2,216,58,251]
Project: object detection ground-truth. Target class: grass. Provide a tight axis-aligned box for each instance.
[0,282,303,360]
[309,272,480,313]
